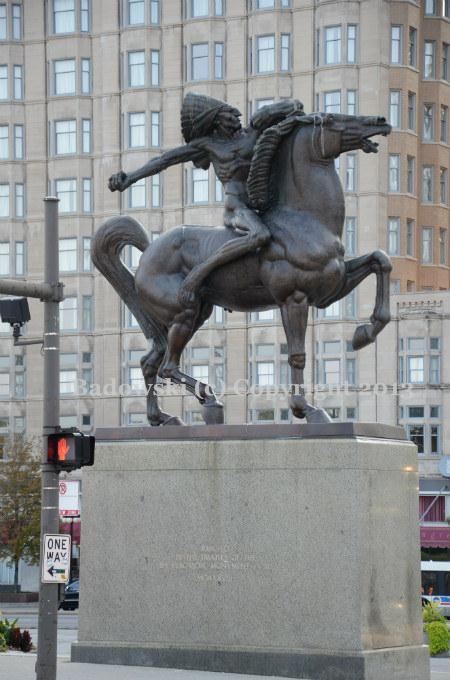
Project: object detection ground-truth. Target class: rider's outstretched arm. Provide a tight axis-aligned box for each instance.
[108,143,207,191]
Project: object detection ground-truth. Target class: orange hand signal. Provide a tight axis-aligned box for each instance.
[57,438,70,460]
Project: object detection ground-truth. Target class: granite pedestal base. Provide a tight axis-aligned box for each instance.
[71,424,430,680]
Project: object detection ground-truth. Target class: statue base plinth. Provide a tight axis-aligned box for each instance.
[71,424,429,680]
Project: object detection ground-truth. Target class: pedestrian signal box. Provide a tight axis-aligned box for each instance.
[47,431,95,471]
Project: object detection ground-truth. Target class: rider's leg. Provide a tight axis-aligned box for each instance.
[179,208,271,305]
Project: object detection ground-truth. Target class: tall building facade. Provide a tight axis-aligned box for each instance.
[0,0,447,469]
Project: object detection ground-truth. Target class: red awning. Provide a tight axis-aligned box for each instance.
[420,526,450,548]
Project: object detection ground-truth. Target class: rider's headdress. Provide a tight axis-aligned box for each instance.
[181,93,241,142]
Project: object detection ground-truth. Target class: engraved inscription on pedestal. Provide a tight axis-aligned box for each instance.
[158,544,259,583]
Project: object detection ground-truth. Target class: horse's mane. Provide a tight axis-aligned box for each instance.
[247,114,318,212]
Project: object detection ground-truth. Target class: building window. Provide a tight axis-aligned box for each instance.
[82,118,91,153]
[13,65,23,100]
[440,105,448,143]
[424,41,436,79]
[128,51,145,87]
[0,124,7,159]
[82,178,92,212]
[82,295,93,330]
[256,361,274,386]
[0,243,9,274]
[0,5,5,39]
[214,42,224,79]
[323,359,340,385]
[81,0,89,31]
[15,241,25,275]
[83,237,91,271]
[59,238,77,271]
[150,0,159,24]
[0,185,8,217]
[324,90,341,113]
[192,168,208,203]
[345,217,356,255]
[430,356,440,384]
[192,0,208,17]
[0,65,7,99]
[409,27,417,67]
[440,167,448,204]
[346,358,356,385]
[192,364,209,383]
[347,24,357,63]
[391,25,402,64]
[345,154,356,191]
[151,50,160,85]
[406,219,414,256]
[257,35,275,72]
[14,124,23,159]
[151,174,160,207]
[151,112,160,146]
[407,156,415,194]
[439,228,447,265]
[388,154,400,192]
[60,370,77,394]
[407,356,424,383]
[422,166,433,203]
[347,90,357,115]
[60,297,77,330]
[54,59,76,95]
[279,33,290,71]
[408,93,416,130]
[425,0,436,15]
[56,179,76,212]
[14,183,23,218]
[12,4,22,40]
[129,112,145,148]
[325,26,341,64]
[443,43,449,80]
[422,228,433,264]
[407,424,424,453]
[423,103,434,141]
[53,0,75,34]
[81,58,91,94]
[129,178,146,208]
[215,0,223,15]
[55,119,76,155]
[388,217,400,256]
[389,90,401,128]
[128,0,144,24]
[191,43,208,80]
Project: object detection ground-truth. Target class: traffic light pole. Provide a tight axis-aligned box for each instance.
[35,197,61,680]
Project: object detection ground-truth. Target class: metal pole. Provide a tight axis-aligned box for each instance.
[36,197,60,680]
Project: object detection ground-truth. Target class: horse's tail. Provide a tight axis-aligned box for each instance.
[92,215,167,347]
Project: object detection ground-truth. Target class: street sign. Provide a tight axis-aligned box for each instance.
[41,534,71,583]
[59,479,80,517]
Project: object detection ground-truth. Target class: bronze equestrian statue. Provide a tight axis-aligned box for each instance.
[94,94,392,426]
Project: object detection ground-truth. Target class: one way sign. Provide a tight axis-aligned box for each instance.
[41,534,71,583]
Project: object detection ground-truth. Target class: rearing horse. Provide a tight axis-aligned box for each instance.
[93,113,392,426]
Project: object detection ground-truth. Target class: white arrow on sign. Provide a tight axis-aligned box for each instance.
[41,534,71,584]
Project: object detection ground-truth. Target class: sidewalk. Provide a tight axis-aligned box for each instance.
[0,653,448,680]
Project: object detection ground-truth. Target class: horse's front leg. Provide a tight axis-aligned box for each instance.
[280,293,332,424]
[321,250,392,350]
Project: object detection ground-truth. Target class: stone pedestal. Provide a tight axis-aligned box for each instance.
[71,424,430,680]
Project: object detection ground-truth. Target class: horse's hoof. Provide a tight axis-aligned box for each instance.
[352,324,374,351]
[304,407,333,424]
[202,401,224,425]
[161,416,185,426]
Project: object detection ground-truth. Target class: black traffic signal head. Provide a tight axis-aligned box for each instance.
[0,297,31,326]
[47,431,95,471]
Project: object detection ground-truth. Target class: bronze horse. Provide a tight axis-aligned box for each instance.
[93,113,392,426]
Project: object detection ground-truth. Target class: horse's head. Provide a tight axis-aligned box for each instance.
[310,113,391,160]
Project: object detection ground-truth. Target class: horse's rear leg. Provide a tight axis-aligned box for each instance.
[140,342,183,426]
[280,294,332,424]
[322,250,391,350]
[158,305,224,425]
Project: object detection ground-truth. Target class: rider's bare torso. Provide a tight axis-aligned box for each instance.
[192,126,259,228]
